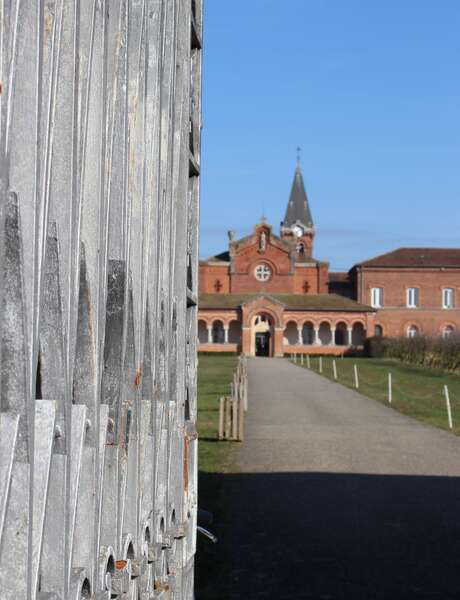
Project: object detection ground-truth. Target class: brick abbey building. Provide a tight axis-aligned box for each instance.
[198,165,460,357]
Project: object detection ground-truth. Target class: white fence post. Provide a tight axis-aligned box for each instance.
[332,360,337,380]
[307,355,310,369]
[388,373,392,404]
[294,353,297,364]
[319,356,323,373]
[354,364,359,389]
[301,354,304,365]
[444,385,453,430]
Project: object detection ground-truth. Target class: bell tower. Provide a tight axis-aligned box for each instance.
[280,161,315,258]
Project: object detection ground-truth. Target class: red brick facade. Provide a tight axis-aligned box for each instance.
[198,168,460,356]
[354,249,460,339]
[199,223,329,296]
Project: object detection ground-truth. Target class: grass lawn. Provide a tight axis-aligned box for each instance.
[195,354,239,599]
[292,355,460,434]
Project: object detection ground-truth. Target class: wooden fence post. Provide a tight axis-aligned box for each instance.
[444,385,453,430]
[354,364,359,389]
[225,397,232,439]
[244,375,248,412]
[332,360,337,380]
[319,356,323,373]
[238,391,245,441]
[218,397,225,440]
[232,397,238,440]
[218,355,249,441]
[388,373,392,404]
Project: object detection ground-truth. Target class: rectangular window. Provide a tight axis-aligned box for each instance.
[443,288,454,309]
[371,287,383,308]
[407,287,419,308]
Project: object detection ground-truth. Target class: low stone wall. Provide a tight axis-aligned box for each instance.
[284,345,363,356]
[199,343,239,353]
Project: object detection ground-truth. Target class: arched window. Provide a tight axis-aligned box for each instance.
[296,242,305,255]
[283,321,298,346]
[442,325,455,340]
[212,321,225,343]
[319,322,333,346]
[407,325,419,338]
[214,279,222,292]
[374,325,383,337]
[228,320,242,344]
[198,320,208,344]
[335,322,348,346]
[302,322,314,345]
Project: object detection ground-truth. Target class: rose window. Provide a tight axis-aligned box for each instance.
[254,264,271,282]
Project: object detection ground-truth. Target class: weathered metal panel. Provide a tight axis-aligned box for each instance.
[0,0,202,598]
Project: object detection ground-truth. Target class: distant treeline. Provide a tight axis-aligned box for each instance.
[365,335,460,374]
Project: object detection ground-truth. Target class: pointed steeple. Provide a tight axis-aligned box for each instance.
[282,164,314,230]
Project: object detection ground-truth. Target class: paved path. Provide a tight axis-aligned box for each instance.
[225,358,460,599]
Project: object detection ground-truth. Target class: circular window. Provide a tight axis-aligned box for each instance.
[254,264,271,282]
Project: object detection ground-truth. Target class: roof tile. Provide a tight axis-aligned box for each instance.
[357,247,460,268]
[199,293,373,312]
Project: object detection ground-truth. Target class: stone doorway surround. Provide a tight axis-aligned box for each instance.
[252,314,273,356]
[241,295,285,357]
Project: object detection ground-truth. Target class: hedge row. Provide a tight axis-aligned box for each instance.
[364,335,460,374]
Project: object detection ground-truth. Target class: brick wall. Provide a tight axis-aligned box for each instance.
[359,267,460,337]
[199,227,331,296]
[199,263,230,293]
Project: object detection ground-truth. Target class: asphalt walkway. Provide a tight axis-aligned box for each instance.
[225,358,460,599]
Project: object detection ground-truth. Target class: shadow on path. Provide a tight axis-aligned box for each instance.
[196,470,460,600]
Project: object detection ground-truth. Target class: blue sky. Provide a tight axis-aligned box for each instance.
[200,0,460,270]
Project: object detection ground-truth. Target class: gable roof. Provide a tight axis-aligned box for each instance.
[356,248,460,268]
[282,165,314,229]
[203,250,230,263]
[328,271,350,283]
[199,293,373,312]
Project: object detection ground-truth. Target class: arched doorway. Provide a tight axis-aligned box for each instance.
[252,314,273,357]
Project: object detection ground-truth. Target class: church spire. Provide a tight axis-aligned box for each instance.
[282,163,314,231]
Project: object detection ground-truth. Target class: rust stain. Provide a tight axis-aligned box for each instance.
[153,581,170,592]
[134,366,143,389]
[115,560,127,570]
[44,9,53,38]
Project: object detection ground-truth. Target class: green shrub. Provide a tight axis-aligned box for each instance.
[364,336,388,358]
[376,335,460,374]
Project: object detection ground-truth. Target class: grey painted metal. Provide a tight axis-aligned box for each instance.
[0,0,202,598]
